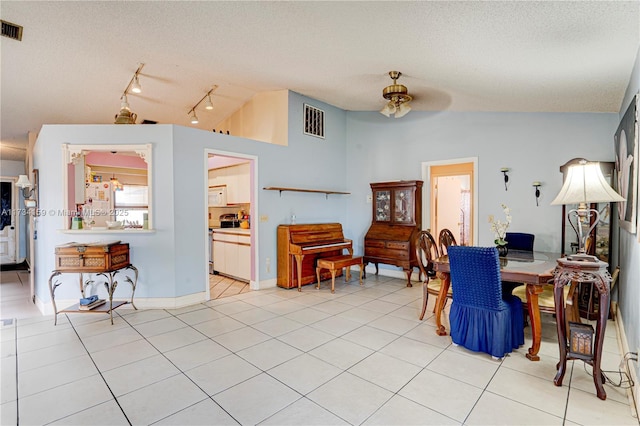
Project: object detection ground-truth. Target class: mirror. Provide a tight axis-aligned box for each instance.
[62,144,152,230]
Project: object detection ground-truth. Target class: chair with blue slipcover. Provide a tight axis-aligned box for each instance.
[447,246,524,359]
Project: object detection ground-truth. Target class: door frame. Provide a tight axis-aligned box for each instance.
[0,176,19,265]
[204,149,259,298]
[421,157,478,245]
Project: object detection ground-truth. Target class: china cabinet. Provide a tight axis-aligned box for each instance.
[364,180,423,287]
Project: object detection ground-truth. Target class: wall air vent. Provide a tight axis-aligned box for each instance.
[141,119,157,124]
[1,20,23,41]
[303,104,325,139]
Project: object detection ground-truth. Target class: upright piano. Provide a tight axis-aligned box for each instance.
[277,223,353,289]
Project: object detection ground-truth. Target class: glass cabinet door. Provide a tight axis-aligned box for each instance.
[375,190,391,221]
[394,189,414,223]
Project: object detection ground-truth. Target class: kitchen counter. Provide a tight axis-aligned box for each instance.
[210,227,251,234]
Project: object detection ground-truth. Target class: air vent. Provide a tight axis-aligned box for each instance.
[141,119,157,124]
[1,20,23,41]
[304,104,325,139]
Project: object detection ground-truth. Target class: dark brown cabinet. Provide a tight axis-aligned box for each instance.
[364,180,423,287]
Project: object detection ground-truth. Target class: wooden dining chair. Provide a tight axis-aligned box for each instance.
[447,246,524,359]
[414,230,451,320]
[438,228,458,255]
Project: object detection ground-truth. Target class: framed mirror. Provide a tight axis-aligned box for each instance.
[62,144,152,231]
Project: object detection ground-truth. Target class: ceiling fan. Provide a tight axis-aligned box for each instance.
[379,71,412,118]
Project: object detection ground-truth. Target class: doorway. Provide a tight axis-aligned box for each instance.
[421,158,478,246]
[205,150,258,300]
[0,178,18,264]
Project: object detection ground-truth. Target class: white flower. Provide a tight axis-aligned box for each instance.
[488,203,511,245]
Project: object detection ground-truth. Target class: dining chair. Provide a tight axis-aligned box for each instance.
[502,232,535,295]
[504,232,535,251]
[447,246,524,359]
[414,230,451,320]
[438,228,458,255]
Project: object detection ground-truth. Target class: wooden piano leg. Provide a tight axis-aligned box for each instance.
[295,254,304,292]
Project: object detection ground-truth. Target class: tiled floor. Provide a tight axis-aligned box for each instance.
[210,274,250,300]
[1,270,638,425]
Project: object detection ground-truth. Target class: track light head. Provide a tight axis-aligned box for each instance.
[131,75,142,93]
[204,95,214,110]
[190,110,199,124]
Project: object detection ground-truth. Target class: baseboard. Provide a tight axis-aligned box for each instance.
[614,308,639,418]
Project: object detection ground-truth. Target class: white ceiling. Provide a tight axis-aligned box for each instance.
[1,1,639,161]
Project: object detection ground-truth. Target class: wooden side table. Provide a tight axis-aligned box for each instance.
[552,254,611,400]
[48,242,138,325]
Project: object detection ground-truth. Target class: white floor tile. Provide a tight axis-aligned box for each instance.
[117,373,208,425]
[277,326,336,352]
[465,390,564,425]
[185,353,262,395]
[214,326,271,352]
[163,338,231,371]
[565,385,639,425]
[348,351,422,392]
[307,372,393,425]
[379,336,445,368]
[426,349,500,388]
[268,353,342,394]
[308,337,375,370]
[90,338,159,372]
[398,369,483,422]
[146,325,208,353]
[213,373,302,425]
[363,394,459,425]
[102,353,181,396]
[153,398,239,425]
[341,325,399,350]
[260,397,349,425]
[48,399,130,425]
[237,338,303,370]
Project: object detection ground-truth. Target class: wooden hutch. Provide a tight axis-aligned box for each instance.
[364,180,423,287]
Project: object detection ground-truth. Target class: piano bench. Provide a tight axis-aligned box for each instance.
[316,255,364,293]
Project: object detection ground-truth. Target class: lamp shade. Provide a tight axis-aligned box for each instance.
[16,175,32,188]
[551,161,624,205]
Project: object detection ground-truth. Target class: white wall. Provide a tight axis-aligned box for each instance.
[344,111,618,268]
[617,44,640,374]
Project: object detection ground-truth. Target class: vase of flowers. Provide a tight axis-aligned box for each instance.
[489,203,511,257]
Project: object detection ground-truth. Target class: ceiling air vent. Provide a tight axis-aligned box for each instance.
[304,104,325,139]
[1,20,23,41]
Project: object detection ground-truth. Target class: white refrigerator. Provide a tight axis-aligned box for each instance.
[83,182,114,227]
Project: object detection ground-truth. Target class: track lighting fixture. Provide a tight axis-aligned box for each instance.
[187,85,218,124]
[190,110,199,124]
[501,168,510,191]
[379,71,413,119]
[114,63,144,124]
[533,181,541,206]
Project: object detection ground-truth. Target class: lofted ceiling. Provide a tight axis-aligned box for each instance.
[1,1,639,161]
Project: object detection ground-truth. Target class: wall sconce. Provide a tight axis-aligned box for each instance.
[188,85,219,125]
[16,174,35,198]
[533,181,541,206]
[501,168,509,191]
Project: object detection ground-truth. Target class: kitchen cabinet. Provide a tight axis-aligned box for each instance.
[212,229,250,281]
[208,162,250,204]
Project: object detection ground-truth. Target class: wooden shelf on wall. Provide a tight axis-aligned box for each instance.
[263,186,350,198]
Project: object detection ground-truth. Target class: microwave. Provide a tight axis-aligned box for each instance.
[208,186,227,207]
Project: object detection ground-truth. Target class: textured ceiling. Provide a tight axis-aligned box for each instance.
[1,1,639,161]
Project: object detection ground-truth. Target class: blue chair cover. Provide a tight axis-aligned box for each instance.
[504,232,535,251]
[448,246,524,358]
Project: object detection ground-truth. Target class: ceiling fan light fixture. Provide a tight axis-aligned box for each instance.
[380,70,412,118]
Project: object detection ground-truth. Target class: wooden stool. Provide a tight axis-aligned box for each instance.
[316,255,364,293]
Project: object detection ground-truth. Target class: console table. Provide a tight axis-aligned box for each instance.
[553,254,611,400]
[48,241,138,325]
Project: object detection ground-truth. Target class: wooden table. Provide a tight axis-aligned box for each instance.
[433,250,560,361]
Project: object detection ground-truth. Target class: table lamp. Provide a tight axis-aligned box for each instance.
[551,160,624,253]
